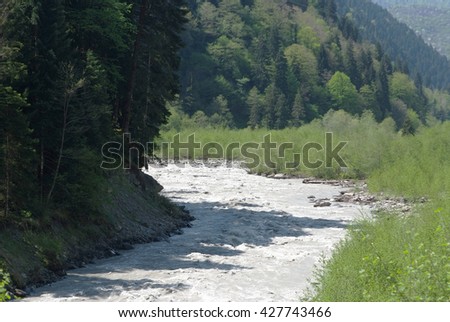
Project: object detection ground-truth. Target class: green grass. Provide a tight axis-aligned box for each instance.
[368,122,450,199]
[309,201,449,301]
[305,120,450,301]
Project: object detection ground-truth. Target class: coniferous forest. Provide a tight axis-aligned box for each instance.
[335,0,450,90]
[1,0,186,217]
[372,0,450,59]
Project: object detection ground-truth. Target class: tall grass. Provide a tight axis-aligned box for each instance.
[368,122,450,198]
[310,121,450,301]
[156,110,398,179]
[309,202,449,301]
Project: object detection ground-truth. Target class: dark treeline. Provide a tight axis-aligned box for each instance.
[335,0,450,90]
[0,0,186,220]
[175,0,437,130]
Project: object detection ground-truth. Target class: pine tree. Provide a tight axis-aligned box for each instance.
[247,87,263,128]
[345,42,362,90]
[413,72,428,121]
[262,84,279,129]
[274,92,288,129]
[316,0,338,24]
[318,44,331,83]
[0,20,35,217]
[375,64,391,120]
[290,89,305,127]
[360,50,376,85]
[9,0,72,203]
[274,50,289,96]
[325,0,338,23]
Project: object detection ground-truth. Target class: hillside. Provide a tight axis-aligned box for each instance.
[335,0,450,90]
[176,0,433,132]
[371,0,450,58]
[0,0,189,298]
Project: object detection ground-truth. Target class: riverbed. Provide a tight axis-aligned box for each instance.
[25,163,369,301]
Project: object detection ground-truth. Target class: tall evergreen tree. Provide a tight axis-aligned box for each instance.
[247,86,263,128]
[318,44,331,83]
[274,50,289,96]
[0,54,34,217]
[290,89,305,127]
[274,92,288,129]
[345,42,362,89]
[375,63,391,120]
[262,84,279,129]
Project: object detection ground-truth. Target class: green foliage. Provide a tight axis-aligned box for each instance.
[298,26,321,54]
[0,1,186,218]
[284,44,318,87]
[310,202,450,301]
[326,71,361,114]
[0,261,11,302]
[389,72,423,116]
[308,121,450,301]
[178,0,443,129]
[158,109,400,179]
[369,123,450,198]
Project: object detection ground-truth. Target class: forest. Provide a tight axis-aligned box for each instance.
[0,0,188,299]
[0,0,186,218]
[372,0,450,59]
[173,0,449,132]
[1,0,449,302]
[335,0,450,90]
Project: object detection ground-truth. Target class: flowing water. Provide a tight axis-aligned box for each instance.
[25,164,369,301]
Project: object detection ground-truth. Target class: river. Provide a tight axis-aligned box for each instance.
[25,163,369,301]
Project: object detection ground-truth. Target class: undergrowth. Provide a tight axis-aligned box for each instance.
[0,261,11,301]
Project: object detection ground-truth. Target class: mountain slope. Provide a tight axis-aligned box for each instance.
[335,0,450,89]
[371,0,450,58]
[176,0,431,130]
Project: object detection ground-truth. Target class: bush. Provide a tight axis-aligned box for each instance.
[0,262,11,302]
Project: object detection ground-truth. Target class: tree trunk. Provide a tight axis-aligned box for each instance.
[47,92,70,204]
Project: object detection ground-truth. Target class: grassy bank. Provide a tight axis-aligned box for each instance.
[310,121,450,301]
[158,110,450,301]
[309,200,449,301]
